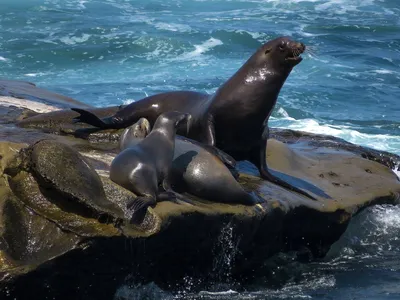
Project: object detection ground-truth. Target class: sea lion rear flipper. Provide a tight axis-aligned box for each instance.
[127,196,154,225]
[71,108,113,129]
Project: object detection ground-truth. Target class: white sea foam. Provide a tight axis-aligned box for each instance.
[315,0,375,13]
[122,98,136,105]
[394,164,400,180]
[372,69,396,75]
[154,22,192,33]
[24,72,49,77]
[276,107,294,119]
[0,56,8,62]
[60,33,91,45]
[198,289,238,296]
[36,38,58,45]
[175,38,223,61]
[270,118,400,155]
[373,205,400,232]
[77,0,87,10]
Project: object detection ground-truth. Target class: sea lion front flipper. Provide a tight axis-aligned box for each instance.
[254,126,318,201]
[71,108,117,129]
[127,196,155,225]
[204,114,216,146]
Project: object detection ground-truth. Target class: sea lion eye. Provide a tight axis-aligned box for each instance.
[264,47,271,54]
[279,44,285,51]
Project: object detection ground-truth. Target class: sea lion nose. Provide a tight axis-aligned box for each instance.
[298,42,306,52]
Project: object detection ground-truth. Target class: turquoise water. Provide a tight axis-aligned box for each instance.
[1,0,400,299]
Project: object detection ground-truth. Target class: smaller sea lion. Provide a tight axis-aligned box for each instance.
[120,119,263,206]
[110,111,192,224]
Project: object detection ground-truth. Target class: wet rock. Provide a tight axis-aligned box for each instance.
[27,139,126,222]
[0,79,92,109]
[0,86,399,299]
[271,128,400,171]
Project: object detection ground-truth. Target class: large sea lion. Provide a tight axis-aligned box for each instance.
[120,118,263,206]
[110,111,191,224]
[72,36,316,199]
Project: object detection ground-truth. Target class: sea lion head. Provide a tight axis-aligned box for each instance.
[128,117,151,138]
[259,36,305,70]
[119,118,151,150]
[156,111,193,135]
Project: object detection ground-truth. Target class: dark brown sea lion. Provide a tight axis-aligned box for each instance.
[120,118,263,206]
[72,36,317,199]
[110,111,192,224]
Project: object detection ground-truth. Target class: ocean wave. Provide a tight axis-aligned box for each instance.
[261,0,389,15]
[0,56,8,62]
[23,72,52,77]
[174,37,223,62]
[60,33,91,45]
[328,203,400,263]
[114,282,174,300]
[154,22,192,33]
[315,0,376,13]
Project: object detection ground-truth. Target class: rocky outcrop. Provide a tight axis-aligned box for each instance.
[0,79,93,110]
[0,89,399,299]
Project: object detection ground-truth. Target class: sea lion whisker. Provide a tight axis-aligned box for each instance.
[305,46,318,55]
[306,48,316,55]
[306,45,317,50]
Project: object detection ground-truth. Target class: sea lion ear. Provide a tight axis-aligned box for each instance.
[264,47,272,54]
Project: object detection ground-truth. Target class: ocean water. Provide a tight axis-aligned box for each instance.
[0,0,399,299]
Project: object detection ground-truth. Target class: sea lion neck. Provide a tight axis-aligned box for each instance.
[210,57,292,113]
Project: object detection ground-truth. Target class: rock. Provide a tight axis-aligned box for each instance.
[0,79,92,109]
[264,139,399,212]
[0,163,81,281]
[0,84,399,299]
[1,134,398,299]
[271,128,399,171]
[0,105,39,124]
[25,139,127,222]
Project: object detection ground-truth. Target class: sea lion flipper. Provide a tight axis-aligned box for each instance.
[127,196,154,224]
[257,127,317,200]
[177,136,237,169]
[205,114,216,146]
[71,108,112,129]
[200,144,237,168]
[202,145,240,179]
[158,191,195,206]
[161,178,193,205]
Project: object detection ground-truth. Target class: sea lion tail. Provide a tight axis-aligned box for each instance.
[71,108,111,129]
[127,196,153,225]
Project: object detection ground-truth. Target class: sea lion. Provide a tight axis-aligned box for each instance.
[72,36,316,199]
[121,118,263,206]
[110,111,191,224]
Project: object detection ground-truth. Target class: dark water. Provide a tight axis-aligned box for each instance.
[114,205,400,300]
[0,0,399,298]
